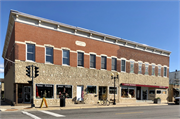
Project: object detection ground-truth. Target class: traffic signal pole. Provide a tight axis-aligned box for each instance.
[31,65,35,107]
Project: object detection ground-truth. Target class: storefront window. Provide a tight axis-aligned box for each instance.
[87,86,96,94]
[149,90,155,94]
[121,86,135,98]
[36,84,54,98]
[109,87,117,94]
[157,90,161,94]
[56,85,72,98]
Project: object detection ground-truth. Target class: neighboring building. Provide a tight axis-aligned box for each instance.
[0,78,4,100]
[169,70,180,102]
[2,10,171,106]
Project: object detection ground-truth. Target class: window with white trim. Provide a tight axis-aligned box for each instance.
[87,86,96,94]
[130,61,134,73]
[152,65,155,76]
[109,87,117,94]
[145,64,149,75]
[111,58,117,71]
[121,59,126,72]
[101,56,107,69]
[27,43,35,61]
[121,86,135,98]
[78,52,84,67]
[138,62,142,74]
[90,54,96,68]
[46,47,53,63]
[164,67,167,77]
[56,85,72,98]
[63,50,70,65]
[158,66,161,76]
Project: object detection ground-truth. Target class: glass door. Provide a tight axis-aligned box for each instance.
[23,86,31,103]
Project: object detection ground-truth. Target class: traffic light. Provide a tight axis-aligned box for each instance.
[35,66,39,78]
[26,66,31,77]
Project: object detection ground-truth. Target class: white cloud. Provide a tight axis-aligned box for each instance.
[0,68,4,73]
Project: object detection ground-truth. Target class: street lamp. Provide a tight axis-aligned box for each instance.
[111,72,119,105]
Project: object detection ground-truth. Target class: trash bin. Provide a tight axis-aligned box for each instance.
[60,98,65,107]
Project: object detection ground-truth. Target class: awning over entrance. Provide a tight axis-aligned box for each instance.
[121,83,168,89]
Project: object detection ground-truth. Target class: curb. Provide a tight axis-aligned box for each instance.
[0,104,169,112]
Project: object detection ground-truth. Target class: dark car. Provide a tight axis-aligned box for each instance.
[174,97,180,104]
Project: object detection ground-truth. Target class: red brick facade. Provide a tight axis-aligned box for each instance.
[5,22,169,77]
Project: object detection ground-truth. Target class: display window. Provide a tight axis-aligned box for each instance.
[36,84,54,98]
[121,86,135,98]
[109,87,117,94]
[87,86,96,94]
[56,85,72,98]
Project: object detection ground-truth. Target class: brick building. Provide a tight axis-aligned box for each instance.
[2,10,171,106]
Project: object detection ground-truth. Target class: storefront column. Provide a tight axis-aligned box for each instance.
[15,84,18,105]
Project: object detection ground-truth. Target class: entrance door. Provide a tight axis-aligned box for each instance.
[23,86,31,103]
[77,86,83,101]
[136,87,141,100]
[141,87,148,100]
[99,86,107,100]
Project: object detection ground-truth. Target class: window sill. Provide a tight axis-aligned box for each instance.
[45,63,54,65]
[90,68,96,70]
[111,70,117,72]
[138,73,143,75]
[77,66,84,68]
[25,60,36,63]
[100,69,107,71]
[130,72,134,74]
[121,71,126,73]
[62,64,70,67]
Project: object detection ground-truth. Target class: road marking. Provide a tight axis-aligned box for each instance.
[116,111,143,115]
[40,110,65,117]
[22,111,41,119]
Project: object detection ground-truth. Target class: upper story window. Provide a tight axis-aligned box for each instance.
[46,47,53,63]
[158,66,161,76]
[152,65,155,76]
[138,62,142,74]
[111,58,117,71]
[101,56,107,69]
[62,49,70,65]
[164,67,167,77]
[121,59,126,72]
[130,61,134,73]
[145,64,149,75]
[27,43,35,61]
[78,52,84,67]
[90,54,96,68]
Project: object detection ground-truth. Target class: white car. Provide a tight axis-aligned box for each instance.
[174,97,180,104]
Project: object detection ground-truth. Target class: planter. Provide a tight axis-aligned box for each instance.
[154,99,161,104]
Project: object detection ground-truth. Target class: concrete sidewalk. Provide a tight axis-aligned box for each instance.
[0,102,173,112]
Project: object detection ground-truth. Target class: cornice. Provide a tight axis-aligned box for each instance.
[2,10,171,59]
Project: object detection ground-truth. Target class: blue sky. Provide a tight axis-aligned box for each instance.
[0,1,179,78]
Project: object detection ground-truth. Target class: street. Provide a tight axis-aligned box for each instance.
[1,105,180,119]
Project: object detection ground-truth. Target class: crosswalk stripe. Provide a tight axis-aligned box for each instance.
[40,110,65,117]
[22,111,41,119]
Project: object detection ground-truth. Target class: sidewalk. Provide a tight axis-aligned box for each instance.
[0,101,173,112]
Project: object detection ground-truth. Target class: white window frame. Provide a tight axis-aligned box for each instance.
[56,84,73,99]
[86,85,97,94]
[90,54,96,69]
[109,86,118,95]
[145,64,149,75]
[152,65,155,76]
[130,61,134,73]
[45,46,53,64]
[62,49,70,66]
[77,52,84,67]
[121,59,126,72]
[101,56,107,70]
[35,83,54,99]
[158,66,161,76]
[26,43,35,62]
[138,62,142,74]
[111,58,117,71]
[164,67,167,77]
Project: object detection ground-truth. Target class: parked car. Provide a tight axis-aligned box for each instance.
[174,97,180,104]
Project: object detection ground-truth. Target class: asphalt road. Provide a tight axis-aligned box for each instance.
[1,105,180,119]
